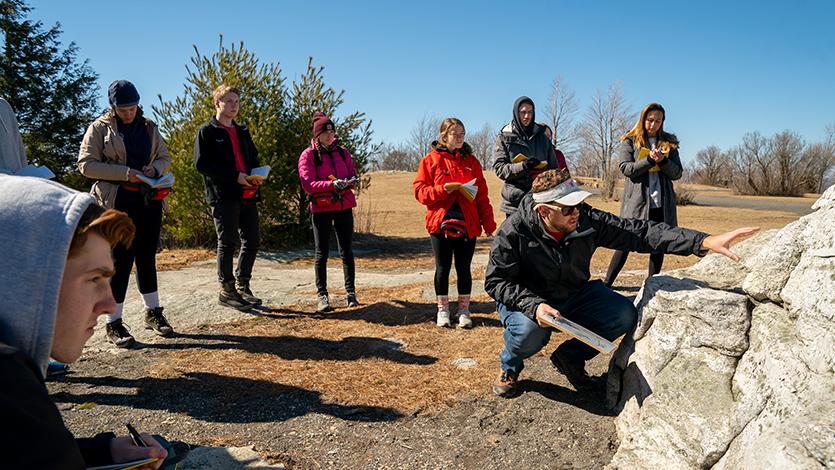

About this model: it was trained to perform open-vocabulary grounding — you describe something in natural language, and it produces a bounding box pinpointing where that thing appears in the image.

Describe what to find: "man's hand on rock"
[701,227,760,262]
[535,303,561,328]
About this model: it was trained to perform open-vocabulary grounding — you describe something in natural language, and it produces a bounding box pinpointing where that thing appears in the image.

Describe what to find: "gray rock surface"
[180,445,285,469]
[606,186,835,470]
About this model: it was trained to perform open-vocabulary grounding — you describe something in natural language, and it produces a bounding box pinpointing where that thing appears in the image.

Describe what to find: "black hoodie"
[512,96,536,137]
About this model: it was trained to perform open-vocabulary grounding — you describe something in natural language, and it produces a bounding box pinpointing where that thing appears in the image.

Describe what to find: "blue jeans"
[498,280,637,374]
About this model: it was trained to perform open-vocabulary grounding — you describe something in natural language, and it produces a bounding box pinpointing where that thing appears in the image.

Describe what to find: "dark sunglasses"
[556,205,579,216]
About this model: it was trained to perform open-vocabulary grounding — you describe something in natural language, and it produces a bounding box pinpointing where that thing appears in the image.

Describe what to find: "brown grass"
[150,284,561,415]
[151,172,805,415]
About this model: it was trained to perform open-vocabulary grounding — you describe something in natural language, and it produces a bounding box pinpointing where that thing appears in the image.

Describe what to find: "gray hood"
[0,98,27,174]
[0,175,95,376]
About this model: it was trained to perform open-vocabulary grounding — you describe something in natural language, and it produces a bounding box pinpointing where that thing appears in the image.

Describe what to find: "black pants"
[111,193,162,303]
[430,234,476,296]
[312,209,355,296]
[212,199,260,284]
[605,207,665,286]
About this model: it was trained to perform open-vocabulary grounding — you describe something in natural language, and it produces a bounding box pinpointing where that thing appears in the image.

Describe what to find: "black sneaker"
[551,349,597,390]
[105,319,135,348]
[346,293,359,308]
[145,307,174,337]
[236,281,262,306]
[219,282,252,312]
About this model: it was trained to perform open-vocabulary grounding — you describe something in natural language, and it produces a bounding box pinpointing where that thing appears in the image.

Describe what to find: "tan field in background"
[354,171,806,276]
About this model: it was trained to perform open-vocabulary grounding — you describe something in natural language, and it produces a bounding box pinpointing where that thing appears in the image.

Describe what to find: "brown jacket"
[77,110,171,208]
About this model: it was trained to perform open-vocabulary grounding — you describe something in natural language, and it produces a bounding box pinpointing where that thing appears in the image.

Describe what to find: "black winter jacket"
[0,342,115,469]
[491,122,558,214]
[194,117,261,204]
[485,194,708,320]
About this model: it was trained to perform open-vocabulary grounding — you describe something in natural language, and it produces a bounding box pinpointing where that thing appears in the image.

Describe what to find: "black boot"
[219,281,252,312]
[105,318,135,348]
[145,306,174,337]
[236,278,262,306]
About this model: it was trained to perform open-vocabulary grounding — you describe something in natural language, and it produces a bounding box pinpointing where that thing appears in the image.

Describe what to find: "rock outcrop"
[606,186,835,469]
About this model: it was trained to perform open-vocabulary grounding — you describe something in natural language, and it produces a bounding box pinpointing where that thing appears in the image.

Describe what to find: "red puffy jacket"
[413,142,496,238]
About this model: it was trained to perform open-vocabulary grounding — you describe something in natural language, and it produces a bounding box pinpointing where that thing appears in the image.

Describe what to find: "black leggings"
[312,209,355,296]
[111,193,162,303]
[605,207,665,286]
[430,234,476,296]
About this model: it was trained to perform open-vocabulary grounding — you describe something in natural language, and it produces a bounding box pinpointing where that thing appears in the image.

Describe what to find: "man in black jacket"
[194,84,264,312]
[486,170,758,397]
[0,176,167,468]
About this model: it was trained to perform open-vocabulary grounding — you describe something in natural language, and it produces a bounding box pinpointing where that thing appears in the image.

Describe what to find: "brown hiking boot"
[492,369,519,398]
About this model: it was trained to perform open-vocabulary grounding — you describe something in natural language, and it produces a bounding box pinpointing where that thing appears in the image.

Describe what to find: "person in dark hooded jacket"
[492,96,560,216]
[0,176,168,469]
[486,170,759,398]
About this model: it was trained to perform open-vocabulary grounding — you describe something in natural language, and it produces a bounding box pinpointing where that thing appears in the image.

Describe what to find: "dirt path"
[48,248,636,469]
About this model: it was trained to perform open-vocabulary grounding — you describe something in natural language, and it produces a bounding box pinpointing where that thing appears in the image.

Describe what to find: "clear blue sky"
[31,0,835,164]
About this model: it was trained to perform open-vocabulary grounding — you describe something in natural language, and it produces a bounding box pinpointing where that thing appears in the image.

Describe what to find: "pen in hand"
[125,422,148,448]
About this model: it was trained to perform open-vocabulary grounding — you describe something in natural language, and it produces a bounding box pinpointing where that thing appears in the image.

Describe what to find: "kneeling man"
[486,170,757,397]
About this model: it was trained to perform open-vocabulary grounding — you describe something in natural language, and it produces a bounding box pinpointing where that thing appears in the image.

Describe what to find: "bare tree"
[770,130,806,195]
[576,83,633,198]
[730,131,770,195]
[467,122,494,169]
[543,75,579,157]
[373,142,420,171]
[408,114,441,159]
[694,145,730,187]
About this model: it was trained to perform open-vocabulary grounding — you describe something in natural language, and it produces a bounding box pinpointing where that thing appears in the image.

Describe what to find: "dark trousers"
[605,207,665,286]
[212,199,260,284]
[430,234,476,296]
[498,280,637,373]
[111,194,162,303]
[312,209,355,296]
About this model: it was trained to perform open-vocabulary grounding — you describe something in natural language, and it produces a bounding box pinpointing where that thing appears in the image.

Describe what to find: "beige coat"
[77,111,171,209]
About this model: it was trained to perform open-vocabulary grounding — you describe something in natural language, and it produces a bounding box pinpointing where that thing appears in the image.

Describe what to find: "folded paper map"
[512,153,547,170]
[539,313,616,354]
[135,172,175,188]
[444,178,479,201]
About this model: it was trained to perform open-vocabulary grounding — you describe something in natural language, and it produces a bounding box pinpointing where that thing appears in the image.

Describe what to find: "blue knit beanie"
[108,80,140,107]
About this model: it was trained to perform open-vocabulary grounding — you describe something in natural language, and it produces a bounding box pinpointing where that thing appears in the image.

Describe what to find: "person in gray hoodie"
[492,96,560,216]
[0,175,167,469]
[0,97,27,174]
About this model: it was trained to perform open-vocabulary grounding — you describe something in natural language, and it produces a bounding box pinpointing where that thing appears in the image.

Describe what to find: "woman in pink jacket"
[298,112,359,312]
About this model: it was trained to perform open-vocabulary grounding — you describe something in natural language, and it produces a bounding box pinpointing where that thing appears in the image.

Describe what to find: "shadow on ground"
[520,379,613,417]
[318,300,501,327]
[140,333,438,365]
[52,372,402,423]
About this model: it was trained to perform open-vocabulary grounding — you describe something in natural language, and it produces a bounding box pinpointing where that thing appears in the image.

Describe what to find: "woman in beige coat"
[77,80,174,348]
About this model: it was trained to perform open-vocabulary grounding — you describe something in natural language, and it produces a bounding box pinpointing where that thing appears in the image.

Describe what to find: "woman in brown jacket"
[77,80,174,347]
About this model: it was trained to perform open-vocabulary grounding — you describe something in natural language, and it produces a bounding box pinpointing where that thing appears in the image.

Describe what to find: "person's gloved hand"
[523,158,542,170]
[333,178,350,191]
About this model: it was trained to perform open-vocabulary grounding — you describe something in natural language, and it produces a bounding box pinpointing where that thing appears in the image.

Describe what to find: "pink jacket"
[298,140,358,213]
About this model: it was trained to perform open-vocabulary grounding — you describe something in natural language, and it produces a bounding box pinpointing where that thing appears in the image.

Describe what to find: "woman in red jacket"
[298,112,359,313]
[414,118,496,328]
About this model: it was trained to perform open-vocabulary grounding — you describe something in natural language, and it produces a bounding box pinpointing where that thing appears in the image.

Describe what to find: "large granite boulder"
[606,187,835,469]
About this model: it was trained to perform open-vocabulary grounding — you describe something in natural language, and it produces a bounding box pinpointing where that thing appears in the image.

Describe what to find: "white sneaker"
[436,308,451,327]
[458,311,473,329]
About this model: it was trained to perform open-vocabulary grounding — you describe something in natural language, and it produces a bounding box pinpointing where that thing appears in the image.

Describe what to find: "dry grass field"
[354,171,805,276]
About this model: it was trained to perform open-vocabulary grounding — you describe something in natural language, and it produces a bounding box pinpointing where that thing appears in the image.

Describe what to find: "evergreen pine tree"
[0,0,99,186]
